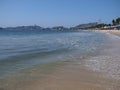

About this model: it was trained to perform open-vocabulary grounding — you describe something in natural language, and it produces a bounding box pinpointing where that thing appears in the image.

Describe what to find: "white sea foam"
[83,33,120,79]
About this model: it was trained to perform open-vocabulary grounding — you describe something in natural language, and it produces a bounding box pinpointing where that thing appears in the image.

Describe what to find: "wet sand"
[3,30,120,90]
[21,63,120,90]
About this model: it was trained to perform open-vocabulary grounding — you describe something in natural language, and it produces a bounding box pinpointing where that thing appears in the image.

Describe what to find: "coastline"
[27,30,120,90]
[1,30,120,90]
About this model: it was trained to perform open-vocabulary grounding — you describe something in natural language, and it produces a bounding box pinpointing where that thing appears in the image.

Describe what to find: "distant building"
[116,25,120,30]
[103,25,120,30]
[52,26,68,30]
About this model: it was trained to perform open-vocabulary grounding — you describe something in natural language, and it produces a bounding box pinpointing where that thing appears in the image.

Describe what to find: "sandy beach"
[0,0,119,89]
[3,30,119,90]
[95,30,120,37]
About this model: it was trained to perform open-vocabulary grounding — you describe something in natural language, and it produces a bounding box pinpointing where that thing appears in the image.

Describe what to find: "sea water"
[0,30,108,88]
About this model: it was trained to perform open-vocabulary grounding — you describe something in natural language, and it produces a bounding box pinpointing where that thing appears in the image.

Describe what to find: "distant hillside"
[71,22,98,29]
[1,22,98,30]
[2,25,69,30]
[4,25,43,30]
[0,27,3,29]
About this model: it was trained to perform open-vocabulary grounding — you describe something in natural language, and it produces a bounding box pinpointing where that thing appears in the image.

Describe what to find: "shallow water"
[0,30,107,79]
[0,30,114,89]
[83,33,120,79]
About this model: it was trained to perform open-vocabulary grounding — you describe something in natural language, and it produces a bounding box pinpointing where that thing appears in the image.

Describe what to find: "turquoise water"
[0,30,107,79]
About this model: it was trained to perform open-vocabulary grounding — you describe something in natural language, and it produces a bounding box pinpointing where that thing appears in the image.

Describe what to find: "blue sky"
[0,0,120,27]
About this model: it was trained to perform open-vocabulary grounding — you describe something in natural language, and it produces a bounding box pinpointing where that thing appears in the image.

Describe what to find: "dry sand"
[94,30,120,37]
[5,30,120,90]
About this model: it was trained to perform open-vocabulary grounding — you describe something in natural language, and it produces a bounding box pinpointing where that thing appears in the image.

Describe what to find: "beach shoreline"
[27,30,120,90]
[1,30,120,90]
[94,30,120,37]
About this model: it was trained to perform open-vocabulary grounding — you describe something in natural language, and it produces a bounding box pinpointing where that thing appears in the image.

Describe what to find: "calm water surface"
[0,30,107,79]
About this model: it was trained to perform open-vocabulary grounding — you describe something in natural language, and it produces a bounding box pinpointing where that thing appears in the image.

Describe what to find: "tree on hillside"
[112,19,116,25]
[112,18,120,25]
[116,18,120,25]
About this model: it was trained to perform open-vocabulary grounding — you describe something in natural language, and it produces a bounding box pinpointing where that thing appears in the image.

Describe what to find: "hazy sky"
[0,0,120,27]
